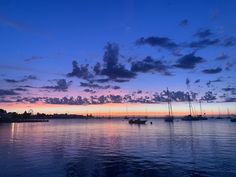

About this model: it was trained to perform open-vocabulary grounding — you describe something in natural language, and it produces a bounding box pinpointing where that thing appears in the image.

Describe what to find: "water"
[0,119,236,177]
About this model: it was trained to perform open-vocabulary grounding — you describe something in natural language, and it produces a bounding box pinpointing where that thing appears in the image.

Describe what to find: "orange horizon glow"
[1,101,236,117]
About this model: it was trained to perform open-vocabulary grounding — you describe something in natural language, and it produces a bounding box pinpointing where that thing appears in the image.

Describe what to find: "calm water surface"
[0,119,236,177]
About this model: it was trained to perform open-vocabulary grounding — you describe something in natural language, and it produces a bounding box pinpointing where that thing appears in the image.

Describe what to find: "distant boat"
[230,118,236,122]
[124,116,129,120]
[129,119,147,124]
[230,114,236,122]
[164,88,174,122]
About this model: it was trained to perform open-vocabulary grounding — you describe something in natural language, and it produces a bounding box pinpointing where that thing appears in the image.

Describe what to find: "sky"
[0,0,236,116]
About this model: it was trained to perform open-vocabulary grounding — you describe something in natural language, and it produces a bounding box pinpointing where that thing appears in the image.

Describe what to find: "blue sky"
[0,0,236,115]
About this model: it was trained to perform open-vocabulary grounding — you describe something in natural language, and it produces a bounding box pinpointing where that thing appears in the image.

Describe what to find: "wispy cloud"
[202,67,222,74]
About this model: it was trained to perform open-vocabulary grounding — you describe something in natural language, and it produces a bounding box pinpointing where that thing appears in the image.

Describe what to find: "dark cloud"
[4,75,38,83]
[189,38,220,48]
[42,79,72,92]
[24,56,44,62]
[113,79,130,83]
[67,61,92,80]
[202,67,222,74]
[201,91,217,102]
[206,78,222,87]
[83,89,96,94]
[10,89,200,105]
[80,82,120,90]
[222,37,236,47]
[174,53,205,69]
[18,85,36,88]
[4,79,21,83]
[93,62,102,75]
[131,56,171,75]
[136,36,178,50]
[216,53,229,60]
[137,90,142,94]
[100,43,136,80]
[113,86,120,90]
[68,43,136,83]
[222,87,236,95]
[0,98,14,103]
[224,97,236,102]
[194,29,213,38]
[0,89,19,96]
[225,61,235,71]
[179,19,188,27]
[13,88,28,92]
[186,78,190,86]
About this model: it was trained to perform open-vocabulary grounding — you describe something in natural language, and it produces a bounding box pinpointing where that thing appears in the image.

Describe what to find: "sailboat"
[164,88,174,122]
[226,108,231,119]
[196,100,207,120]
[124,104,129,119]
[216,107,223,119]
[228,108,236,122]
[181,94,207,121]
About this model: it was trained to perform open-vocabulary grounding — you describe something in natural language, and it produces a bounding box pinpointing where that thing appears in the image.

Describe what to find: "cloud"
[0,15,47,36]
[216,53,229,60]
[0,89,19,96]
[67,61,93,80]
[12,88,28,92]
[222,37,236,47]
[100,43,136,80]
[179,19,188,27]
[194,29,213,38]
[174,53,205,69]
[4,75,38,83]
[83,89,96,94]
[189,38,220,48]
[201,91,217,102]
[113,86,120,90]
[194,79,200,83]
[202,67,222,74]
[225,61,235,71]
[10,89,200,105]
[67,43,136,83]
[42,79,72,92]
[222,87,236,95]
[224,97,236,102]
[80,82,120,90]
[206,78,222,87]
[136,36,178,50]
[93,62,102,75]
[24,56,44,62]
[0,15,30,32]
[131,56,171,75]
[4,79,22,83]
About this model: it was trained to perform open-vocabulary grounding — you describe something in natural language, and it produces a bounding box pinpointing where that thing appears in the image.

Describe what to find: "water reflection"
[0,119,236,177]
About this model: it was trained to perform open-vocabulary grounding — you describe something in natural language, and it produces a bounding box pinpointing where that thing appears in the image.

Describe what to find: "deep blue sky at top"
[0,0,236,104]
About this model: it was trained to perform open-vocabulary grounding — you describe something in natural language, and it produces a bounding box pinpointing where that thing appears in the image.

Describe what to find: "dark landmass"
[0,109,94,123]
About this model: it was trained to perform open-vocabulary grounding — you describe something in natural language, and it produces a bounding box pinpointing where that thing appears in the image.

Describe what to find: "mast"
[167,88,173,118]
[186,78,193,116]
[227,108,230,117]
[187,92,192,116]
[218,107,221,117]
[199,100,202,116]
